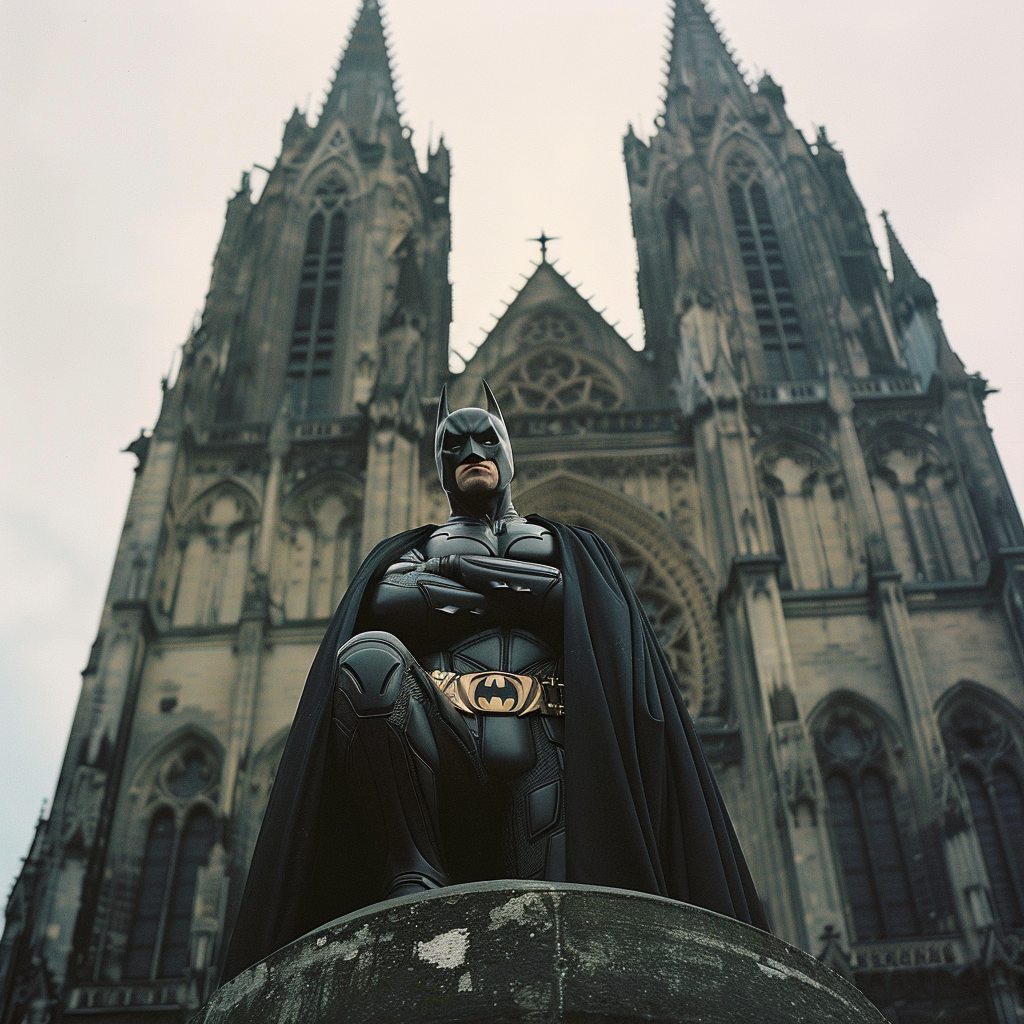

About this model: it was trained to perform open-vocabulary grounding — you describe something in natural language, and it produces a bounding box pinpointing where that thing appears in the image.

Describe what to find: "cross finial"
[528,230,559,263]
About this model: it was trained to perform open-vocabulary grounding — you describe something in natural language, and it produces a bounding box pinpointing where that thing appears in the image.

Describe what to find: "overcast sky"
[1,0,1021,915]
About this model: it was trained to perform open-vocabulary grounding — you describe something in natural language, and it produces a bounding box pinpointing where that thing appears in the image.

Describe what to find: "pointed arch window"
[124,746,219,980]
[942,698,1024,929]
[815,710,933,941]
[288,206,346,418]
[726,157,809,382]
[124,810,174,979]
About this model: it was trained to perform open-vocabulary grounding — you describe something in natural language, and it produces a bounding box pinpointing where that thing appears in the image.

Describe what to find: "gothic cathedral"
[3,1,1023,1021]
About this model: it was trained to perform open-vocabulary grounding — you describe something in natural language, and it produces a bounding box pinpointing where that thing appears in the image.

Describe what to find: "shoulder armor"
[501,521,557,563]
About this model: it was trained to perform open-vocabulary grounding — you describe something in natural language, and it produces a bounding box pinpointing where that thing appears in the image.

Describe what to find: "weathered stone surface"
[197,882,885,1023]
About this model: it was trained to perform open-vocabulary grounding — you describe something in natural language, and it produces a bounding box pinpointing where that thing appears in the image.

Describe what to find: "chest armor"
[421,518,560,678]
[425,517,557,562]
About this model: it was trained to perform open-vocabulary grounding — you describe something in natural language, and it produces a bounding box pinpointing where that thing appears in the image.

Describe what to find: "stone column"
[361,387,423,556]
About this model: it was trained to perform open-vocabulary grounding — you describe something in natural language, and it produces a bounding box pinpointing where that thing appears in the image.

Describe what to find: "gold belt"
[429,670,564,717]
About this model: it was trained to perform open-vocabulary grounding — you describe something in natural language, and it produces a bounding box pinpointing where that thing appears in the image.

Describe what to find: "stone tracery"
[494,349,624,414]
[272,476,362,621]
[170,485,257,628]
[517,475,722,718]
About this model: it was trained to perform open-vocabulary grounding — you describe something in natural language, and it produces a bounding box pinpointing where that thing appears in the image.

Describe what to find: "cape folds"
[223,518,766,980]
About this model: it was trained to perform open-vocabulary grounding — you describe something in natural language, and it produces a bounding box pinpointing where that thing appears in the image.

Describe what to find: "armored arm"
[369,551,487,622]
[368,551,562,625]
[419,554,563,619]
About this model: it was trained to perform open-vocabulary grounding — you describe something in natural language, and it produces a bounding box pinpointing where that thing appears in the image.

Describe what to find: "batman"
[223,384,767,980]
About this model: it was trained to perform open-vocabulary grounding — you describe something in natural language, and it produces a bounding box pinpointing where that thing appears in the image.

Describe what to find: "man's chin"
[457,480,498,497]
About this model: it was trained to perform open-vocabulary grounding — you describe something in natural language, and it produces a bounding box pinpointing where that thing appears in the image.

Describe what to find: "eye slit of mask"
[443,432,465,452]
[476,428,499,446]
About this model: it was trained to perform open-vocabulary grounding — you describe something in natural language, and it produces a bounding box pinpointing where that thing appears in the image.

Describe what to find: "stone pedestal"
[198,882,884,1023]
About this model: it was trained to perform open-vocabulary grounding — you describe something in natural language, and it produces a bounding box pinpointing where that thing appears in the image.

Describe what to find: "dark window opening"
[124,801,217,979]
[825,769,919,940]
[728,180,811,382]
[826,773,883,940]
[287,210,345,418]
[764,493,792,590]
[665,197,691,280]
[157,808,217,978]
[943,701,1024,930]
[963,765,1024,928]
[125,811,174,979]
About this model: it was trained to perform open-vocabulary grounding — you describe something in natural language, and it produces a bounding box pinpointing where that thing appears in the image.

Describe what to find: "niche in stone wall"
[272,475,362,621]
[757,436,862,592]
[170,484,257,628]
[867,428,987,585]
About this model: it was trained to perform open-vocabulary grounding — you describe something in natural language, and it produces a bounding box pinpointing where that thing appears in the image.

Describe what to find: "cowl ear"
[435,383,450,434]
[482,380,505,426]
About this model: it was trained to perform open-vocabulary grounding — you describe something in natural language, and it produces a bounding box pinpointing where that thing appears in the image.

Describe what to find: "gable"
[451,263,664,409]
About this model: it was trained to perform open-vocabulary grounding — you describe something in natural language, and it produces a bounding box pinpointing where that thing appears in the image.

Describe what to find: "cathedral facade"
[3,1,1023,1021]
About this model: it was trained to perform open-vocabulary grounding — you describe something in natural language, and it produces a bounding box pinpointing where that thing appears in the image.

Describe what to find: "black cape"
[223,518,767,980]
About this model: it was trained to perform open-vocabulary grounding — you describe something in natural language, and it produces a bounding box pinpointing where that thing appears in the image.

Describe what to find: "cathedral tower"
[1,3,450,1018]
[625,1,1024,1018]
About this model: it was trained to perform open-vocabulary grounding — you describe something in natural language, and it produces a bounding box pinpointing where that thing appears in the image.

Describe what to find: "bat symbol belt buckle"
[430,670,564,716]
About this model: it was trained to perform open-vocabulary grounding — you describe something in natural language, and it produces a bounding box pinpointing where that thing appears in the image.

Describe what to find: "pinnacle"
[882,211,935,311]
[665,0,751,106]
[319,0,401,136]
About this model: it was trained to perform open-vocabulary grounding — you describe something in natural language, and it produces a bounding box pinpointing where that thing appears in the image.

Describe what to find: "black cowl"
[434,381,516,522]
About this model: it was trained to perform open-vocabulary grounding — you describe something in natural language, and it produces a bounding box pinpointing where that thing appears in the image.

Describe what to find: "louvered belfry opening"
[725,156,810,383]
[287,206,346,419]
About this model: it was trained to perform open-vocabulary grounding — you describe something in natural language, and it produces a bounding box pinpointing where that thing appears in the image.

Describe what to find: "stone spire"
[882,211,936,316]
[665,0,751,123]
[320,0,400,140]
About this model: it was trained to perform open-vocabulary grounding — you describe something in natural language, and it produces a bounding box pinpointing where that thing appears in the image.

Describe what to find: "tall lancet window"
[123,744,219,980]
[942,696,1024,929]
[288,203,346,418]
[726,154,810,382]
[813,705,934,941]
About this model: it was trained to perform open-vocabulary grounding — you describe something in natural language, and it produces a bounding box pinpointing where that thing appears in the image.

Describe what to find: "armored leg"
[331,631,482,899]
[500,716,566,881]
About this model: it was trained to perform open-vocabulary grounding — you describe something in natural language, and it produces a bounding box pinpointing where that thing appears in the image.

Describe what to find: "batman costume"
[223,384,767,981]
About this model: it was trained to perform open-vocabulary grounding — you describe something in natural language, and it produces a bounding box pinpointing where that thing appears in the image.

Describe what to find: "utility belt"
[429,670,564,717]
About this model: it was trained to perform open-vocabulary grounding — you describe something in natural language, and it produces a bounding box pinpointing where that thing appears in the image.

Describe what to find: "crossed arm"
[369,550,563,624]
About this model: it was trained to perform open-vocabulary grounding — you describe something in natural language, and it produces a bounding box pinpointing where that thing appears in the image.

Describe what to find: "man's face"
[454,457,499,494]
